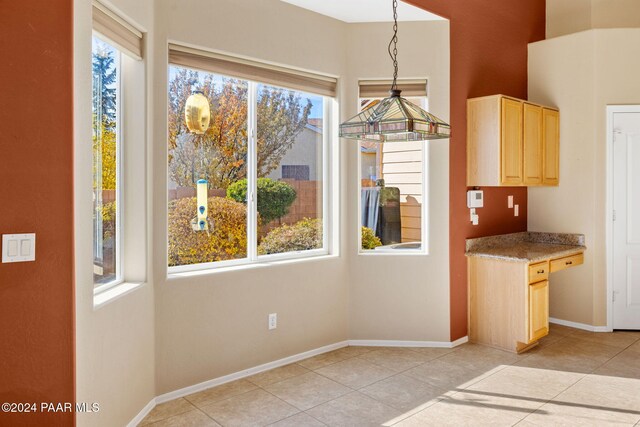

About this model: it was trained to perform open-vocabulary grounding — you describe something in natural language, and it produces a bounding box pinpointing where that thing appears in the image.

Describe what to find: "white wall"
[153,0,350,395]
[345,21,451,342]
[153,0,451,394]
[75,0,452,420]
[528,28,640,327]
[547,0,640,38]
[74,0,156,426]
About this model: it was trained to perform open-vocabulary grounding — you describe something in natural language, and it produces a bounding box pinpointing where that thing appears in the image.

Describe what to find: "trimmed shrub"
[258,218,322,255]
[227,178,296,224]
[361,226,382,250]
[168,197,247,266]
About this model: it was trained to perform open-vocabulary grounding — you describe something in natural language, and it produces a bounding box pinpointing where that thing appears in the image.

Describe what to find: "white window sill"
[93,281,146,310]
[358,250,430,256]
[167,252,338,281]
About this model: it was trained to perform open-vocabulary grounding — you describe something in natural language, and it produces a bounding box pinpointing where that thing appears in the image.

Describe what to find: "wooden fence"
[166,179,320,233]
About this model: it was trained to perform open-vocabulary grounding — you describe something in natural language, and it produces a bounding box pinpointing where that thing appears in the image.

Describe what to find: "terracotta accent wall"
[0,1,75,426]
[407,0,546,340]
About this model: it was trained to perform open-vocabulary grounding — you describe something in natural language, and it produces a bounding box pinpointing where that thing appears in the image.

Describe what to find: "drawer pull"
[537,269,545,274]
[566,261,573,265]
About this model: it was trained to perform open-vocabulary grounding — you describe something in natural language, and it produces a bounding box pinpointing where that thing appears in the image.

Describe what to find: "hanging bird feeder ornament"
[191,179,210,232]
[185,91,211,134]
[184,89,212,232]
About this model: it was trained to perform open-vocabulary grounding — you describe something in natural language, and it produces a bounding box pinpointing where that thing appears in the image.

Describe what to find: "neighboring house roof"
[305,122,322,134]
[308,118,323,129]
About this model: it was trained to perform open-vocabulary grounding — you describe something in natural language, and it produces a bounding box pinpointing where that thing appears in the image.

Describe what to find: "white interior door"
[613,110,640,329]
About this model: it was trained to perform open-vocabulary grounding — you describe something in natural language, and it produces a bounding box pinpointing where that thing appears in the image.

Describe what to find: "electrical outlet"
[508,195,514,208]
[268,313,277,330]
[514,204,519,217]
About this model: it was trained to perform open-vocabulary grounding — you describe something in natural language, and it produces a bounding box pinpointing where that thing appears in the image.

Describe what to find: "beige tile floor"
[140,324,640,426]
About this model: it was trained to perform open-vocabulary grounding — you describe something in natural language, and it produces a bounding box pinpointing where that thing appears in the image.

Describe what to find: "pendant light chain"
[387,0,399,92]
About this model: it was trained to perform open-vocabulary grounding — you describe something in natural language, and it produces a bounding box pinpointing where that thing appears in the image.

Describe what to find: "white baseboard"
[349,336,468,348]
[154,340,349,404]
[550,317,612,333]
[450,336,470,347]
[129,336,468,425]
[126,398,156,427]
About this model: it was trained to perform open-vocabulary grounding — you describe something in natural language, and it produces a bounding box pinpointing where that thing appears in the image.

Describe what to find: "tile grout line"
[316,344,518,420]
[147,327,633,426]
[510,330,638,427]
[195,407,223,426]
[267,410,328,427]
[386,332,579,426]
[148,344,464,424]
[243,348,381,418]
[256,370,355,421]
[187,386,264,413]
[140,398,197,426]
[510,372,589,426]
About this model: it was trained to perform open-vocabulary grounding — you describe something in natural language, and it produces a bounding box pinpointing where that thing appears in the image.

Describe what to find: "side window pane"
[92,36,120,285]
[360,97,425,252]
[167,66,249,267]
[256,84,324,256]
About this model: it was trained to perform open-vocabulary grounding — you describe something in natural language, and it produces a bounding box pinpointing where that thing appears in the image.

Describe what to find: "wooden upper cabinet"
[501,98,524,185]
[523,103,543,185]
[467,94,559,187]
[543,108,560,186]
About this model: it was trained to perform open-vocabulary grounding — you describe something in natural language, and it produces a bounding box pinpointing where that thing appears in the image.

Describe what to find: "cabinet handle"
[537,269,545,274]
[566,261,573,265]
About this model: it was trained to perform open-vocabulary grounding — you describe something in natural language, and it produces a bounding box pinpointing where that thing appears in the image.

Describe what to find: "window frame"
[356,95,430,256]
[92,33,125,292]
[166,69,334,275]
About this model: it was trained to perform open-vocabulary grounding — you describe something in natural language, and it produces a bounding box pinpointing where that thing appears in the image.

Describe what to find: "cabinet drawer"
[550,253,584,273]
[529,261,549,283]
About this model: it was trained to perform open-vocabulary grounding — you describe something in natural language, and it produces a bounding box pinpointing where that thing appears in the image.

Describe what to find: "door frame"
[606,105,640,331]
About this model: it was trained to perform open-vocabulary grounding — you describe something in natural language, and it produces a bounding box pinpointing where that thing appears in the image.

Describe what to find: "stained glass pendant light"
[339,0,451,143]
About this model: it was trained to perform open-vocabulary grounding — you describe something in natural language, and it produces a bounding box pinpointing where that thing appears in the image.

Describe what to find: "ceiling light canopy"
[339,0,450,143]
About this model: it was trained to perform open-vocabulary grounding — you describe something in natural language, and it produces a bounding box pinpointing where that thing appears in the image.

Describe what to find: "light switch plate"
[508,195,514,208]
[2,234,36,263]
[514,205,519,217]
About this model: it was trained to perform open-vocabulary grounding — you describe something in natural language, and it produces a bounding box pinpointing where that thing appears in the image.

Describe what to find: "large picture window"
[358,87,428,254]
[167,62,330,271]
[92,35,121,286]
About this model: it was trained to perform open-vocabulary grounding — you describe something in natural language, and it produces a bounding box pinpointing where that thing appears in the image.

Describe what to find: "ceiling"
[279,0,444,23]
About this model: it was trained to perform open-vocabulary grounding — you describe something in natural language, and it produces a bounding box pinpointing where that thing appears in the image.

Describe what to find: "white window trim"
[166,73,335,276]
[357,95,430,256]
[93,281,146,310]
[90,28,148,307]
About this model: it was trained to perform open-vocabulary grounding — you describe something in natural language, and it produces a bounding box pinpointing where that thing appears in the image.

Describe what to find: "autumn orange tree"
[168,67,312,188]
[92,42,117,190]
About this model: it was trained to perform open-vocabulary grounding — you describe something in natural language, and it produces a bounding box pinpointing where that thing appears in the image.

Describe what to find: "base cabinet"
[468,252,582,353]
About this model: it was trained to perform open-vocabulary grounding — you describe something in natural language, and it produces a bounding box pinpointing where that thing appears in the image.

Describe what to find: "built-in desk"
[465,232,586,353]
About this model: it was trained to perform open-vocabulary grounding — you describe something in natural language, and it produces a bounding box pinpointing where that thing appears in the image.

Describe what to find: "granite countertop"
[465,232,586,262]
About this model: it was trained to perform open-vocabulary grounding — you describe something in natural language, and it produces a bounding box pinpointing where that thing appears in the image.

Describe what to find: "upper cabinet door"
[467,95,559,187]
[501,98,524,185]
[523,103,543,185]
[543,108,560,186]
